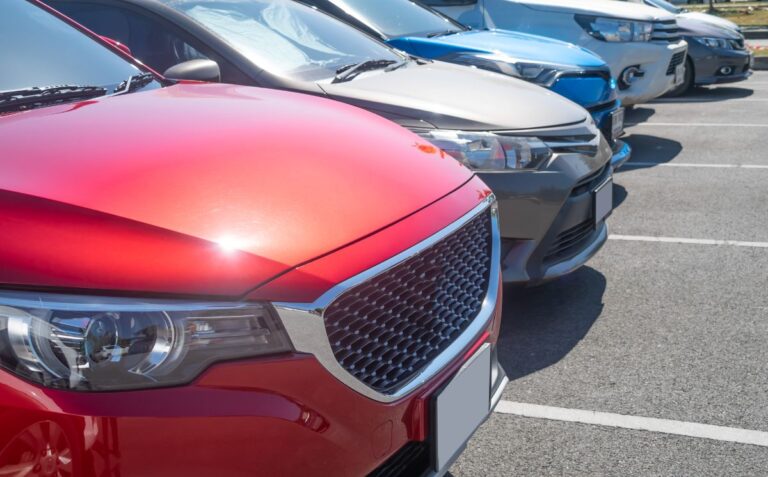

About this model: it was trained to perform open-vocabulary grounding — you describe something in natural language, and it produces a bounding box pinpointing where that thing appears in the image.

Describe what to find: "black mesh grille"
[666,52,686,75]
[324,210,492,394]
[368,442,430,477]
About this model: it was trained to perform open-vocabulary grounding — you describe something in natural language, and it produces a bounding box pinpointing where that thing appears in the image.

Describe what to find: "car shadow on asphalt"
[651,85,754,104]
[624,106,656,126]
[497,266,606,382]
[616,134,683,173]
[612,182,628,210]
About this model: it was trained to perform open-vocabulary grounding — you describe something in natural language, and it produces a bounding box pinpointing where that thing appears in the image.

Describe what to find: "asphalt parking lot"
[451,71,768,476]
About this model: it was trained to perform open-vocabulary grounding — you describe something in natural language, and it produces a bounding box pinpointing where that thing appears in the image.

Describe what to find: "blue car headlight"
[440,52,562,86]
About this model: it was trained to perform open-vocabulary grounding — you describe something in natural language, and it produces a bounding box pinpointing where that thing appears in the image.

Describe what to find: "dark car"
[45,0,614,285]
[631,0,752,95]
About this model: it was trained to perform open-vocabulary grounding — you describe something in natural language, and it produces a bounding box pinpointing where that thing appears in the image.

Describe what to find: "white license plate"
[594,177,613,226]
[433,344,491,472]
[674,63,685,86]
[611,108,625,141]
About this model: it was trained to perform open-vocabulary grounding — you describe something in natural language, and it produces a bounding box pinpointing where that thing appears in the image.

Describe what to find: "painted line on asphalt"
[494,401,768,448]
[622,162,768,169]
[627,122,768,127]
[608,234,768,248]
[651,98,768,104]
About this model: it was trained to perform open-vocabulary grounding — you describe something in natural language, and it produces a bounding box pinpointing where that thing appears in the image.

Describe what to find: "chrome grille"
[323,209,492,394]
[652,20,680,43]
[666,51,686,75]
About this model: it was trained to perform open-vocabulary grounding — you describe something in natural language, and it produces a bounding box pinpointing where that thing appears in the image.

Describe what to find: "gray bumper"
[689,41,753,86]
[477,139,613,285]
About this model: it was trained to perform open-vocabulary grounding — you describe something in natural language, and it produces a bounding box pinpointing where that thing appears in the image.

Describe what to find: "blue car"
[299,0,631,168]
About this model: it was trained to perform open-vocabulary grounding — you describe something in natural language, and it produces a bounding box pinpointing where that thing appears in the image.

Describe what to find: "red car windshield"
[0,1,160,95]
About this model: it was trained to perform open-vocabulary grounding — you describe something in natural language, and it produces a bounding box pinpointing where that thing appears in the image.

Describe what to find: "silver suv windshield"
[165,0,404,81]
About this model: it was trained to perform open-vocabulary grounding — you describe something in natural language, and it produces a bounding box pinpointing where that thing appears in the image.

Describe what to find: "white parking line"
[627,122,768,128]
[652,98,768,104]
[650,98,768,104]
[494,401,768,448]
[621,162,768,169]
[608,234,768,248]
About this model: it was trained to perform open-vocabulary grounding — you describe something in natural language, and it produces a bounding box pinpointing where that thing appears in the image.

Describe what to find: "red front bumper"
[0,177,505,476]
[0,307,503,477]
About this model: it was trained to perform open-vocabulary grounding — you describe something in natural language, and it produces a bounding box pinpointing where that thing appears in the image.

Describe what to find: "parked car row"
[0,0,752,476]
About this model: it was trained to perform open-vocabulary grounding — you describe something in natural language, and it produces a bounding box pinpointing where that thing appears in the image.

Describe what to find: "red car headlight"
[0,292,292,391]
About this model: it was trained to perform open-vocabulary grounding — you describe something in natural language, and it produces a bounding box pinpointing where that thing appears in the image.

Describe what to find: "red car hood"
[0,83,473,297]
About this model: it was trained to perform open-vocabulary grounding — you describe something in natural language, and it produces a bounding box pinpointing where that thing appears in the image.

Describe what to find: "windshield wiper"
[113,72,156,95]
[0,85,107,114]
[332,59,399,83]
[426,30,461,38]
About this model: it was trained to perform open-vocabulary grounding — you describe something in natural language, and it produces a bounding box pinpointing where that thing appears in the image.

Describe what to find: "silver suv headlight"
[576,15,653,42]
[415,130,553,170]
[0,291,292,391]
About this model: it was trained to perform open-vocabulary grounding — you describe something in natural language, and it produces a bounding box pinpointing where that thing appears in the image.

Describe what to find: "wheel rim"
[0,421,73,477]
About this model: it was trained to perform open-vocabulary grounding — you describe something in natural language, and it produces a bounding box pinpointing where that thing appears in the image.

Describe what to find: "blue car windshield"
[325,0,464,38]
[164,0,403,81]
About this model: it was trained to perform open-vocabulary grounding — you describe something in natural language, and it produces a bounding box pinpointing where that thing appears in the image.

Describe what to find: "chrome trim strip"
[274,195,500,403]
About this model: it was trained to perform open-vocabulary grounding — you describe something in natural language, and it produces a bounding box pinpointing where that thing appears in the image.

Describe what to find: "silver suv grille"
[652,20,681,43]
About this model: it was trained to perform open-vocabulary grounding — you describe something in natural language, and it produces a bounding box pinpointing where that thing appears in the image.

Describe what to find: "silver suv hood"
[320,60,589,131]
[520,0,676,21]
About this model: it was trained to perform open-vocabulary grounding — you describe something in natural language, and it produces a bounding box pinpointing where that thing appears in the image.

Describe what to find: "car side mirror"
[100,35,132,56]
[163,59,221,83]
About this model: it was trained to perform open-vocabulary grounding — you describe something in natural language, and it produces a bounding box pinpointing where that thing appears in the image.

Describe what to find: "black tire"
[664,57,694,98]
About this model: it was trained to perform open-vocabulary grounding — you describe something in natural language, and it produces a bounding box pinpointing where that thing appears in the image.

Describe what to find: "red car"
[0,1,506,476]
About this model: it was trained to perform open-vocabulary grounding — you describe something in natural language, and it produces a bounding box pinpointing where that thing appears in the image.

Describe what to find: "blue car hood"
[391,29,606,69]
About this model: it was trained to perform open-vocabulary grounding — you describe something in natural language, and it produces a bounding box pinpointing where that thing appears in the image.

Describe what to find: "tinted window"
[323,0,463,38]
[0,1,159,93]
[163,0,402,81]
[49,1,209,73]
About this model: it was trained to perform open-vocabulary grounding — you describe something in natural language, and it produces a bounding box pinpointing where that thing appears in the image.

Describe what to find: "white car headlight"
[415,130,553,170]
[576,15,653,42]
[0,291,292,391]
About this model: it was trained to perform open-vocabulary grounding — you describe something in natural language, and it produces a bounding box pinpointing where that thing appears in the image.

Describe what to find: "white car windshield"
[165,0,403,80]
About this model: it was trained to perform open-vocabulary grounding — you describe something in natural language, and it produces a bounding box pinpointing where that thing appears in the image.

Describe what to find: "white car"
[424,0,689,105]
